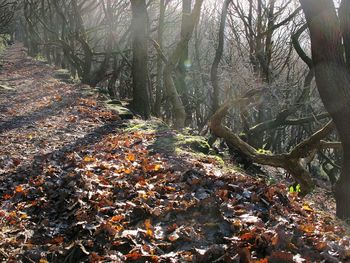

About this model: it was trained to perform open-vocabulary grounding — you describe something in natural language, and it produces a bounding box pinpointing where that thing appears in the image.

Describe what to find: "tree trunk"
[130,0,151,119]
[176,0,192,125]
[154,0,166,117]
[300,0,350,219]
[163,0,203,129]
[340,0,350,70]
[210,0,231,114]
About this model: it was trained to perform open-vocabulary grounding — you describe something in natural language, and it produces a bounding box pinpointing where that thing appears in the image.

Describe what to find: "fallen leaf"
[145,219,154,238]
[241,232,255,241]
[83,155,95,162]
[302,203,314,212]
[126,252,142,260]
[126,153,136,162]
[15,185,24,193]
[268,251,294,263]
[110,215,125,222]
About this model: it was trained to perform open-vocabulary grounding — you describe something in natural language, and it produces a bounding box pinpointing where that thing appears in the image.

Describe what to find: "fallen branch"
[210,98,335,193]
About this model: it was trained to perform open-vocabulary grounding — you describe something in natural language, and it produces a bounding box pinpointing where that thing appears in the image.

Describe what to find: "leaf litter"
[0,44,349,262]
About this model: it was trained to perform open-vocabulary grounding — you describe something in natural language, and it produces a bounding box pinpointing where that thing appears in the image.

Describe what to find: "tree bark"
[154,0,166,117]
[210,0,231,114]
[340,0,350,69]
[163,0,203,129]
[130,0,151,119]
[300,0,350,219]
[176,0,192,125]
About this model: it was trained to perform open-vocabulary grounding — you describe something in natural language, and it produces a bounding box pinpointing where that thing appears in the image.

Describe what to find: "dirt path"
[0,44,122,261]
[0,44,120,176]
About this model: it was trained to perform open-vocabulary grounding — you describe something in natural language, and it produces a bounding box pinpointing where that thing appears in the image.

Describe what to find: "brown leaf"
[50,236,64,245]
[239,247,251,263]
[126,252,143,260]
[268,251,294,263]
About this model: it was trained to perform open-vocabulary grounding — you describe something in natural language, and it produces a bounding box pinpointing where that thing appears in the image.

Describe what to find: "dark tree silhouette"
[300,0,350,219]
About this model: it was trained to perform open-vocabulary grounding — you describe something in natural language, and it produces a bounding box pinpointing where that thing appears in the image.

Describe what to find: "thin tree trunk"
[163,0,203,129]
[210,0,231,114]
[154,0,166,117]
[176,0,192,125]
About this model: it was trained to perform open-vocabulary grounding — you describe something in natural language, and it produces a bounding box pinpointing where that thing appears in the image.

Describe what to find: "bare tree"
[0,0,17,35]
[163,0,203,129]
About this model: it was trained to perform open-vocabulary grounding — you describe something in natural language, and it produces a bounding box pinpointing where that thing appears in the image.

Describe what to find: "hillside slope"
[0,44,349,262]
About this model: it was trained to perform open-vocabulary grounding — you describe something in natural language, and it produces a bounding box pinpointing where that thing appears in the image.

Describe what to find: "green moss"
[105,102,134,120]
[34,54,47,62]
[54,69,72,81]
[154,136,178,153]
[256,148,272,155]
[124,119,169,133]
[176,134,210,154]
[121,119,229,168]
[0,34,9,53]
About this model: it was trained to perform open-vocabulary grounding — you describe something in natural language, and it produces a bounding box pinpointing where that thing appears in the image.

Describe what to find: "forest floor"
[0,44,350,263]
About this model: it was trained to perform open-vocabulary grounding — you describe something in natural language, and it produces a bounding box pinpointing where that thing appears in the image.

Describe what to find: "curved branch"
[210,100,335,193]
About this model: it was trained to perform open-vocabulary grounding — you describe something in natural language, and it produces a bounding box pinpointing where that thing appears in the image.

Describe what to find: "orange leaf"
[124,139,131,147]
[15,185,24,193]
[54,95,62,101]
[124,168,132,174]
[241,232,255,241]
[300,224,315,233]
[145,219,153,237]
[145,164,162,172]
[110,215,125,223]
[3,194,12,200]
[254,258,268,263]
[83,155,95,162]
[126,153,136,162]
